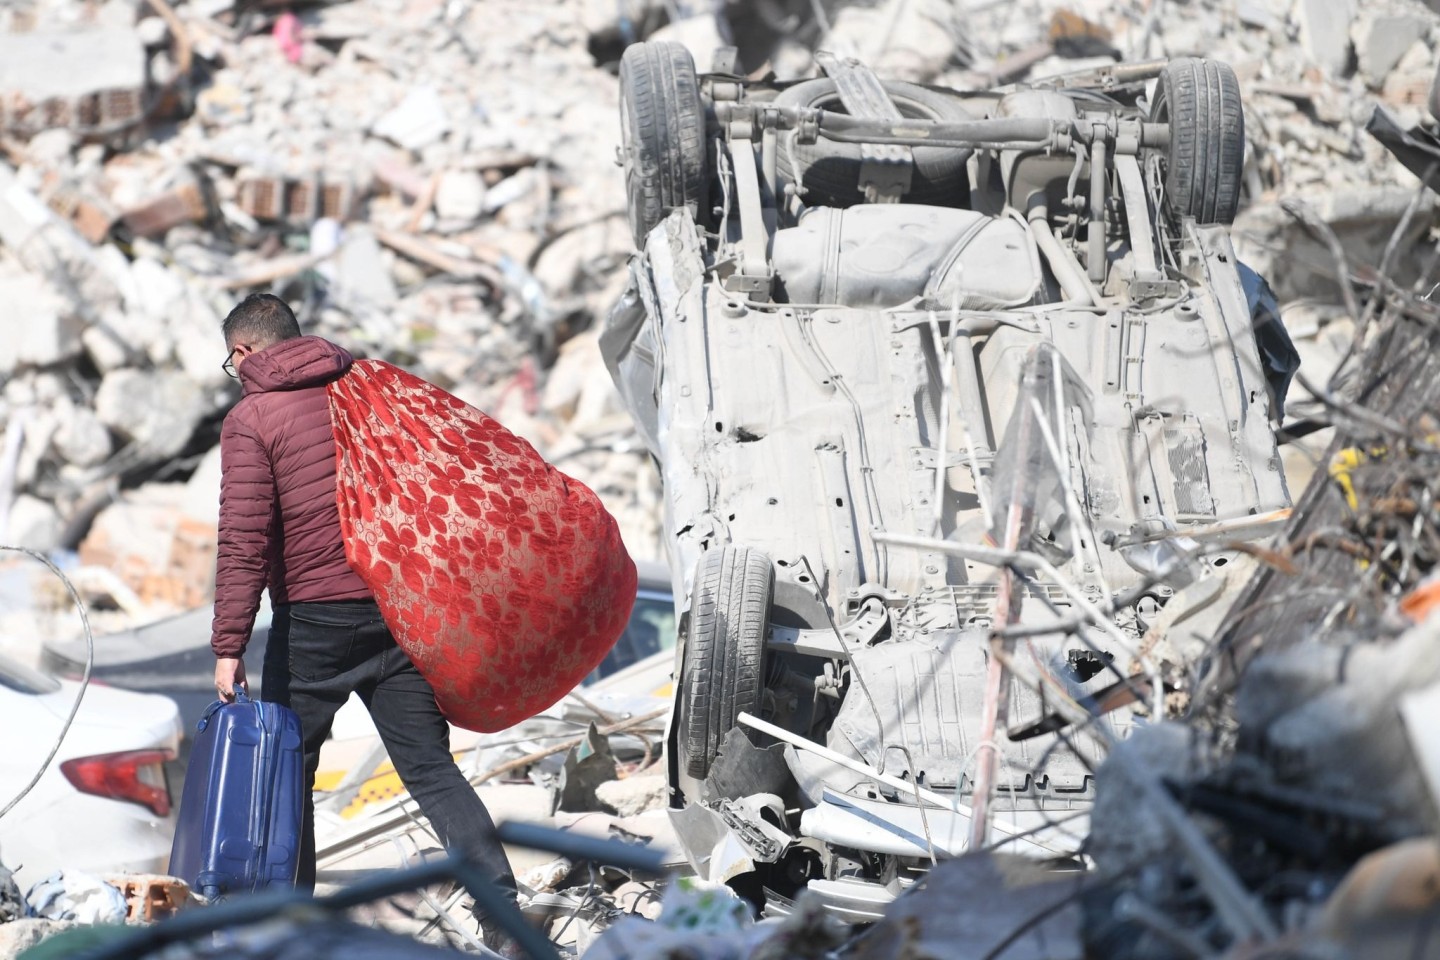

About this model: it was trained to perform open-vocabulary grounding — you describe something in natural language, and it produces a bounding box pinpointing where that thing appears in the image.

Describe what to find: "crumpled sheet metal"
[669,795,791,883]
[1366,106,1440,192]
[849,854,1084,960]
[800,787,968,858]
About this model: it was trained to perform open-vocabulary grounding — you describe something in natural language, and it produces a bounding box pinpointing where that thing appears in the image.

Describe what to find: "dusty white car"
[0,651,183,890]
[604,42,1298,918]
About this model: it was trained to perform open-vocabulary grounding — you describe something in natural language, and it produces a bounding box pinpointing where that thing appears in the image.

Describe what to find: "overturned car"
[602,43,1297,920]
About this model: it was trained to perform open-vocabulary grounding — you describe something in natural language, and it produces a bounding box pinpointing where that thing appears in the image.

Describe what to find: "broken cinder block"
[102,875,192,923]
[0,29,148,138]
[238,173,359,224]
[43,179,120,244]
[121,177,210,239]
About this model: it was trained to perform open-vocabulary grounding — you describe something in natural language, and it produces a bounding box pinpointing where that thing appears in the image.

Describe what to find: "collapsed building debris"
[1071,262,1440,957]
[0,0,667,665]
[2,0,1430,652]
[0,0,1428,630]
[7,0,1440,957]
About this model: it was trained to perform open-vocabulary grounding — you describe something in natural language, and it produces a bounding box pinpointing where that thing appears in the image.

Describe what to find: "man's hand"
[215,657,247,702]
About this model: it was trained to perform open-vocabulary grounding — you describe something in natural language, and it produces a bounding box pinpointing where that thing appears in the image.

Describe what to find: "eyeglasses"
[222,345,248,379]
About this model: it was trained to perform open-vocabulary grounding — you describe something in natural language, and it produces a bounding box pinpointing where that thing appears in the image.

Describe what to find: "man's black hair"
[222,293,302,350]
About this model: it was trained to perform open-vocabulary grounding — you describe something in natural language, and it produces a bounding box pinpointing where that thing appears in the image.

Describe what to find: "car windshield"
[0,649,62,695]
[591,590,676,681]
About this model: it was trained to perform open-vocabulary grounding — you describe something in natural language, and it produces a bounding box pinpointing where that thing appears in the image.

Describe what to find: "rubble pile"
[1063,280,1440,958]
[7,0,1440,956]
[0,0,660,650]
[311,690,679,954]
[1,0,1436,639]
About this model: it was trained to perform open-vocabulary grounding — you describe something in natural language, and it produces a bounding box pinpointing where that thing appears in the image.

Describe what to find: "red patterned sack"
[326,359,637,732]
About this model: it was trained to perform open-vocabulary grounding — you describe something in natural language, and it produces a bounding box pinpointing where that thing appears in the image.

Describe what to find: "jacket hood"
[239,336,353,395]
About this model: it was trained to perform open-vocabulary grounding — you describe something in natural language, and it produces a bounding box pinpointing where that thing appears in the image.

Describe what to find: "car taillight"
[60,749,174,817]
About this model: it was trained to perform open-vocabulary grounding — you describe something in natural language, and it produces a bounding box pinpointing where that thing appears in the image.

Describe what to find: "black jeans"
[262,599,516,897]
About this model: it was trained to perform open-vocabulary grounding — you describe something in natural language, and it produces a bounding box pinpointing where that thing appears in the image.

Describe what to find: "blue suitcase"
[168,691,305,900]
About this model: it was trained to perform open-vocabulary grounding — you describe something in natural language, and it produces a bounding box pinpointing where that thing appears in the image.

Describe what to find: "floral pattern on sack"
[327,359,637,732]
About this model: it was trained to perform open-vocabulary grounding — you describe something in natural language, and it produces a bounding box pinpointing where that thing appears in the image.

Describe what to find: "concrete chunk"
[5,494,62,552]
[1237,0,1287,31]
[330,227,398,312]
[0,164,119,316]
[0,274,81,374]
[595,775,667,817]
[53,404,114,468]
[94,368,203,461]
[1353,11,1432,87]
[78,485,218,609]
[1089,723,1210,874]
[0,29,146,135]
[373,86,450,151]
[1296,0,1357,77]
[81,314,133,372]
[434,169,486,221]
[0,29,144,101]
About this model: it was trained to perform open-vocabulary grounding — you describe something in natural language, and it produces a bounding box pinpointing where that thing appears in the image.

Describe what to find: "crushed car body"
[602,42,1296,919]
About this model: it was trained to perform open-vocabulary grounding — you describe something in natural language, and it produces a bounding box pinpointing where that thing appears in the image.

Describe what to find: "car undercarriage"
[602,43,1298,920]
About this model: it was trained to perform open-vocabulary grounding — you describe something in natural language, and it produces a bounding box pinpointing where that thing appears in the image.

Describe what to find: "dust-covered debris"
[0,0,1429,644]
[7,0,1440,957]
[0,0,666,663]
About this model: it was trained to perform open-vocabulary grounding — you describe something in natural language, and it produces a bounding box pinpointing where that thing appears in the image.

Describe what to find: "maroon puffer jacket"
[210,336,371,658]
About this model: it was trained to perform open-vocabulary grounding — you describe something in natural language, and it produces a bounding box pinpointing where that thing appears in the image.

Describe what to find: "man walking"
[210,293,522,954]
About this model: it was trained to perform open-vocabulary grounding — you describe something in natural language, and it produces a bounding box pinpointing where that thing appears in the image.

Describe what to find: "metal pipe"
[808,112,1171,150]
[722,99,1170,150]
[820,133,1054,152]
[1026,202,1094,306]
[817,112,1057,142]
[1055,231,1102,304]
[496,821,668,876]
[739,712,959,810]
[1088,128,1107,284]
[1110,507,1293,546]
[81,855,562,960]
[1037,58,1168,89]
[970,476,1026,849]
[734,712,1065,855]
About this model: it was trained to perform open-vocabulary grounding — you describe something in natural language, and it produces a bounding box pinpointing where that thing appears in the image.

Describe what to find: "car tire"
[677,546,772,781]
[619,41,709,249]
[774,78,974,208]
[1150,57,1244,226]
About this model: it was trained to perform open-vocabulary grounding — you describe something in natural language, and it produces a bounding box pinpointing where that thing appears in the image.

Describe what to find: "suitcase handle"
[197,686,251,733]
